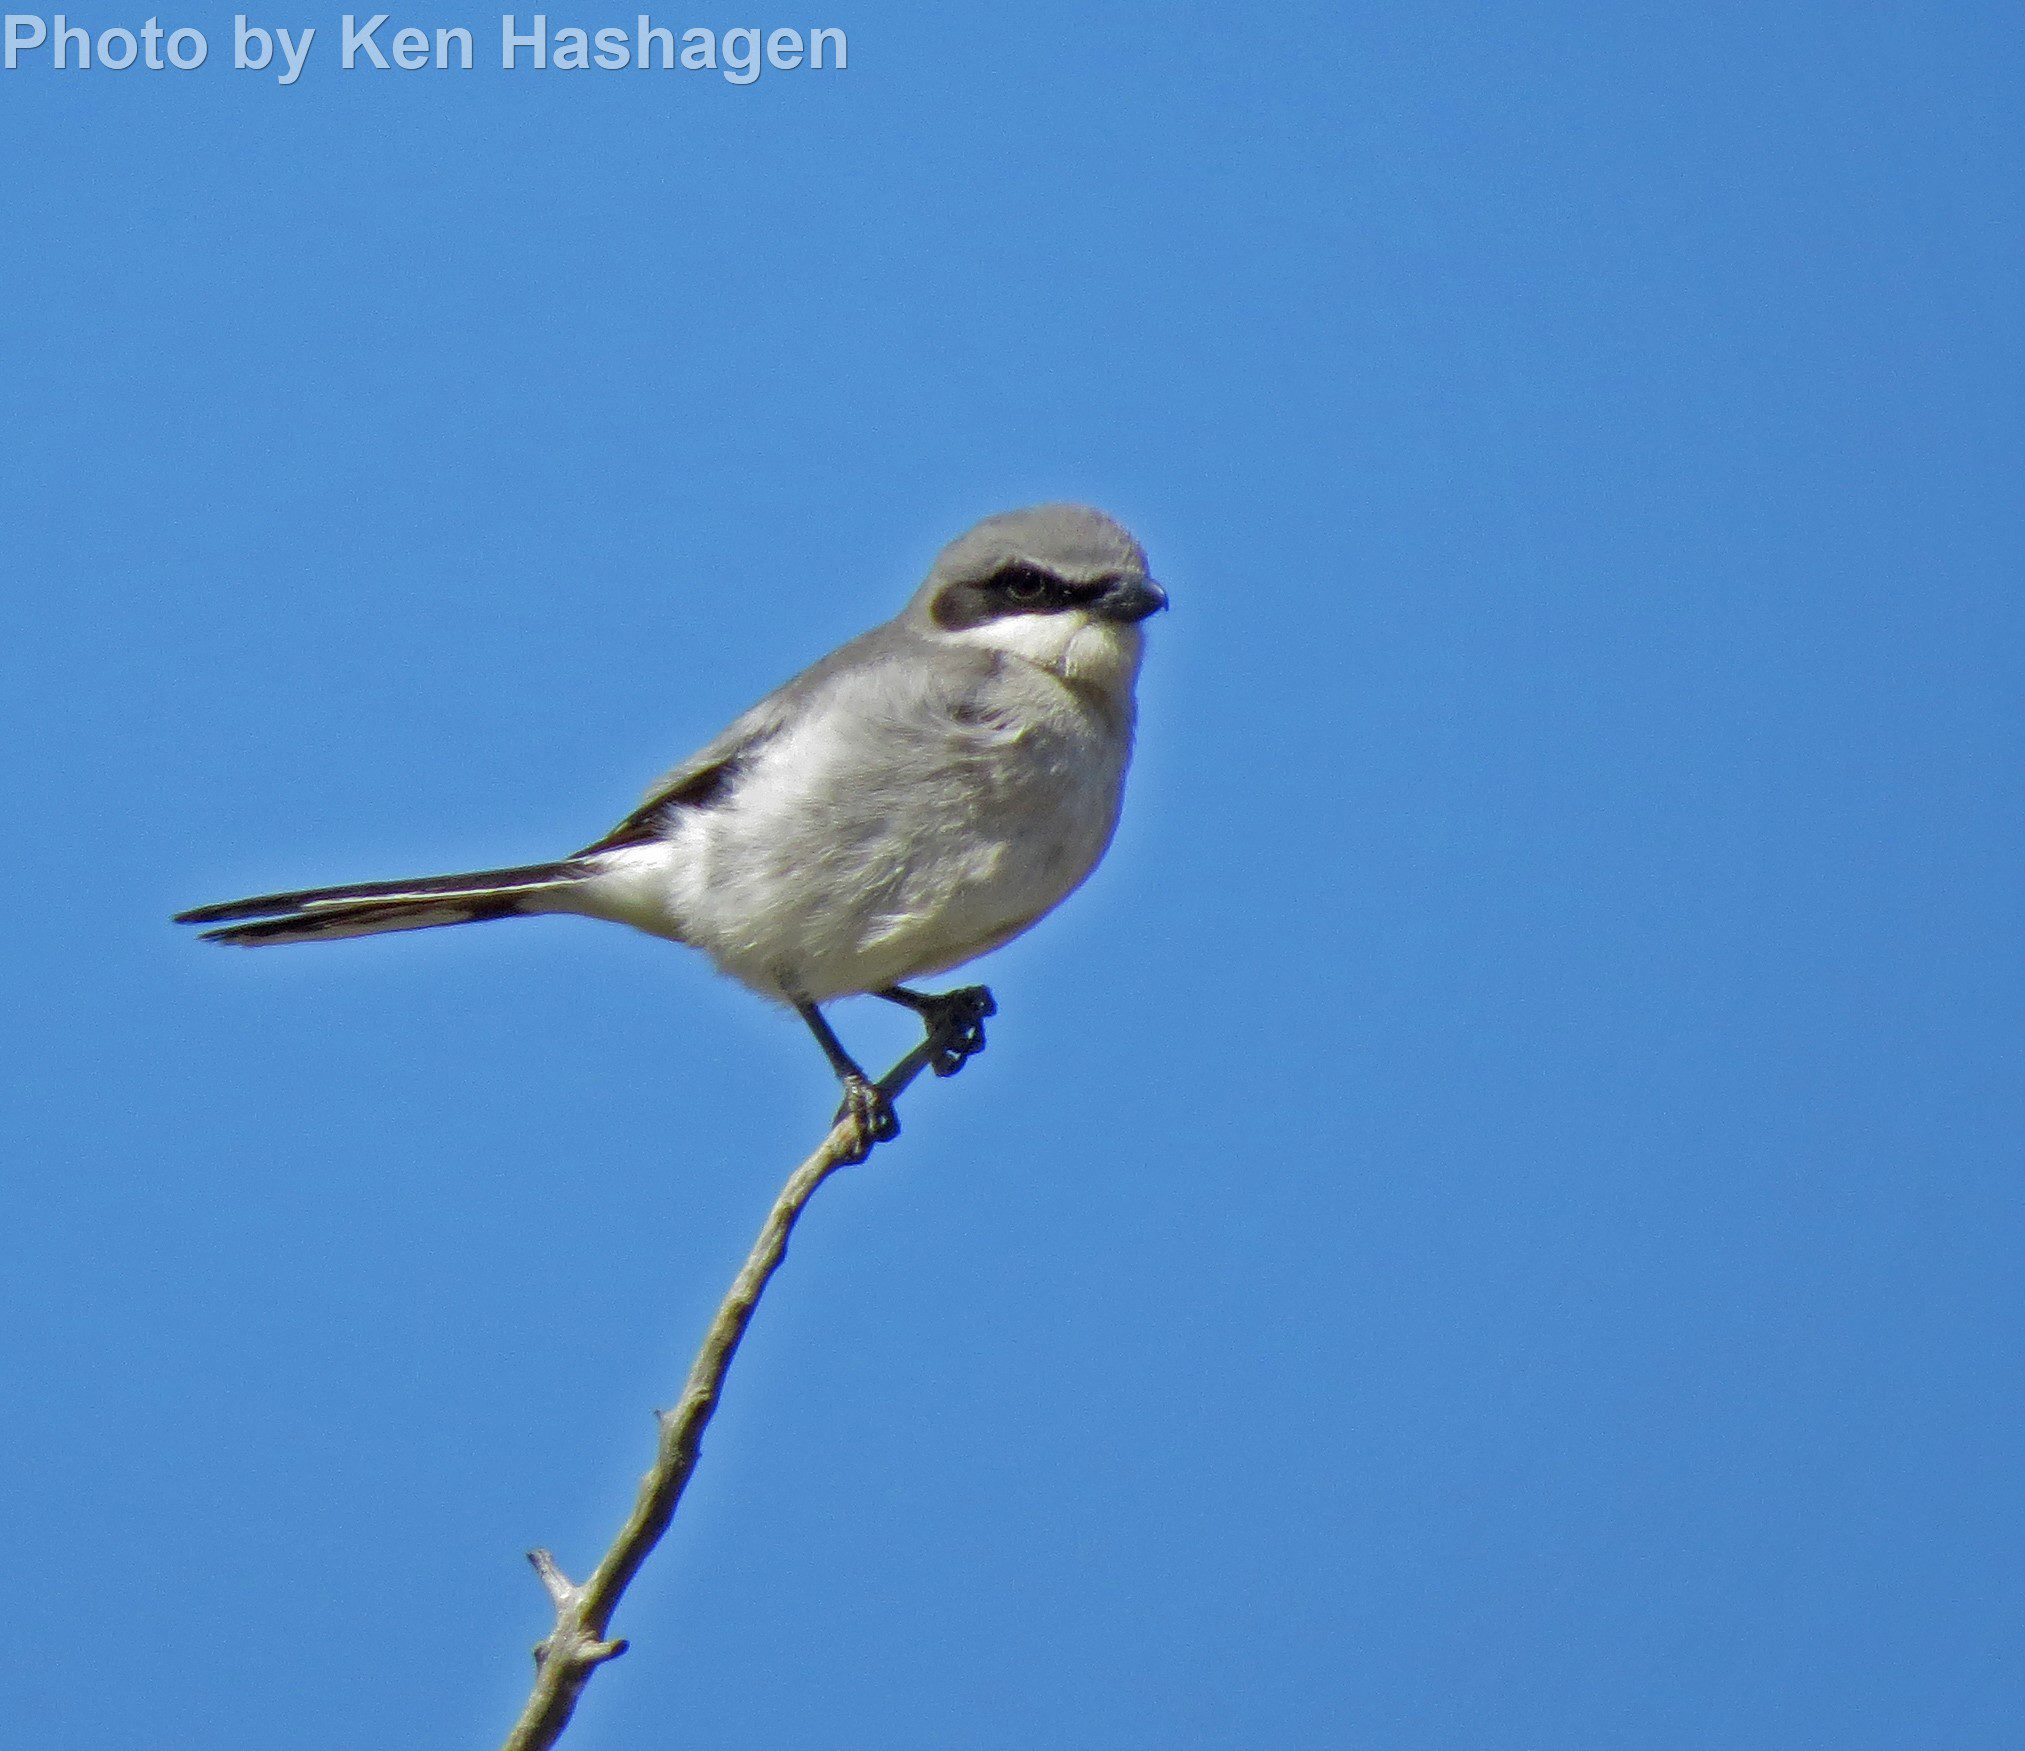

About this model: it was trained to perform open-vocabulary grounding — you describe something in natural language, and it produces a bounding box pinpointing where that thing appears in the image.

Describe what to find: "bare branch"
[499,1039,942,1751]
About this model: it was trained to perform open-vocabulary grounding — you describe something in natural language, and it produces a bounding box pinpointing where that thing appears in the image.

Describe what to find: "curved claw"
[925,985,996,1078]
[833,1074,900,1162]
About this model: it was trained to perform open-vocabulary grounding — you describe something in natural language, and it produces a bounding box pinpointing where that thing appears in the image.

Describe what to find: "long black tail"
[174,860,587,946]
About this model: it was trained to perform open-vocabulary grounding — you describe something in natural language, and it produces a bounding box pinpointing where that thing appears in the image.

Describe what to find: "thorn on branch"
[527,1548,581,1610]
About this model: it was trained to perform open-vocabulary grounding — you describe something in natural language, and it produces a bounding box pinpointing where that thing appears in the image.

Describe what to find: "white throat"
[946,609,1145,704]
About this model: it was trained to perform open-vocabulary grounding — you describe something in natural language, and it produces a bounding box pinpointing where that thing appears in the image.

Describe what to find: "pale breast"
[673,649,1134,1002]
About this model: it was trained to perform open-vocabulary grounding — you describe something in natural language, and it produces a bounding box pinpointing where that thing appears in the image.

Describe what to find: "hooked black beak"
[1099,577,1169,623]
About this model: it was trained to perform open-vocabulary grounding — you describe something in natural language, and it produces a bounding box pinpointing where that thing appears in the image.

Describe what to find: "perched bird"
[177,504,1166,1153]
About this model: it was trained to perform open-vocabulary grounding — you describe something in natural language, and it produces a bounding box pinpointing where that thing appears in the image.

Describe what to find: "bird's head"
[908,504,1166,699]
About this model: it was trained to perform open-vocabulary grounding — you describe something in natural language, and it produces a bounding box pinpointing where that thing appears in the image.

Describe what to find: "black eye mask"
[931,564,1115,629]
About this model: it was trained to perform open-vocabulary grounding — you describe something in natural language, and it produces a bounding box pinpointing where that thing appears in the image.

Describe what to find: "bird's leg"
[794,1000,899,1161]
[877,983,997,1079]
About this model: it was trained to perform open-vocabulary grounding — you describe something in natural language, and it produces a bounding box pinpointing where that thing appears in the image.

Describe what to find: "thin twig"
[499,1040,941,1751]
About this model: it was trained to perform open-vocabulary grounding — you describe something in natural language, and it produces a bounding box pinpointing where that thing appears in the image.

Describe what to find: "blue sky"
[2,3,2020,1746]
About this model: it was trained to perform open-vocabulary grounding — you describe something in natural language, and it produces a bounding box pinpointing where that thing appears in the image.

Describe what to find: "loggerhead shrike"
[177,504,1166,1154]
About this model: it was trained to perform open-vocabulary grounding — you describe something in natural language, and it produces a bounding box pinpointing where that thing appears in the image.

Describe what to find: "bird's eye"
[996,567,1053,605]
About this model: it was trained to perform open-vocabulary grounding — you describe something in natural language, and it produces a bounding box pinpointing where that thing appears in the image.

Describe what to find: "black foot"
[918,985,997,1078]
[833,1074,900,1163]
